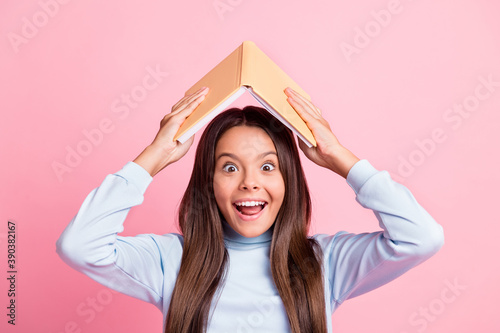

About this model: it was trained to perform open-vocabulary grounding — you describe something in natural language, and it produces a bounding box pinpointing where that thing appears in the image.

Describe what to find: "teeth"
[235,201,266,207]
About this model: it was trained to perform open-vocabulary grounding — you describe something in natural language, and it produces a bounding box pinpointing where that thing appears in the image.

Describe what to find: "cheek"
[268,177,286,203]
[212,181,223,206]
[213,177,232,206]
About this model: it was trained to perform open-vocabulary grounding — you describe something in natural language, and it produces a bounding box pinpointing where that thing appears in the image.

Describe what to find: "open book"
[174,41,316,147]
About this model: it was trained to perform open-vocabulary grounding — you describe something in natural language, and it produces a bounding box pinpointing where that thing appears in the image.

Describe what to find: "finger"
[172,87,208,112]
[287,95,319,126]
[290,89,322,116]
[171,94,193,112]
[285,88,322,116]
[170,90,207,121]
[289,96,322,119]
[161,89,208,128]
[292,92,322,117]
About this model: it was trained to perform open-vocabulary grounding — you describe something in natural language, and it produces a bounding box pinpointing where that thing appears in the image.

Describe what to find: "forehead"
[215,126,276,155]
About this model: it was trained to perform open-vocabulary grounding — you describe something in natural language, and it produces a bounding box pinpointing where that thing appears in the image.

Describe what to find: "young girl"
[56,86,444,333]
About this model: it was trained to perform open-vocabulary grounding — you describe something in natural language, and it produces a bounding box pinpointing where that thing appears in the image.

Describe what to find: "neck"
[222,219,273,246]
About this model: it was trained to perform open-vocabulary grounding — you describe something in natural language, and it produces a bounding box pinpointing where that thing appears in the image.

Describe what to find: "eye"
[261,162,276,172]
[222,163,238,173]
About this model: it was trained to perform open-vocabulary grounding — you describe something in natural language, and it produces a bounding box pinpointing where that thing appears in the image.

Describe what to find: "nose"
[239,170,260,190]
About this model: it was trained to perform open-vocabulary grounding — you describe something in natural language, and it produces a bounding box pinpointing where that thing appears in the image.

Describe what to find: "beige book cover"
[174,41,316,147]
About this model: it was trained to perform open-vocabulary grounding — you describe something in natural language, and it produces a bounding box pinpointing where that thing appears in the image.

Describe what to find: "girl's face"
[213,125,285,238]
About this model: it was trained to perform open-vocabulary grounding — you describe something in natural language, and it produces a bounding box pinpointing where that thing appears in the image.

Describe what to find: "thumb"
[166,134,195,166]
[297,136,310,155]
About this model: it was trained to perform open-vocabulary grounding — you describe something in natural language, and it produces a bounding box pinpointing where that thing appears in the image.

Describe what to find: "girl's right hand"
[133,87,209,177]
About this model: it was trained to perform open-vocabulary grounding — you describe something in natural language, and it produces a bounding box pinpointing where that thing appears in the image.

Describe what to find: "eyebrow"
[216,151,277,162]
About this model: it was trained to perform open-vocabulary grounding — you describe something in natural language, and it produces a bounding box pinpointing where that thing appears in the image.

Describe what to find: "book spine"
[237,42,243,87]
[240,41,254,87]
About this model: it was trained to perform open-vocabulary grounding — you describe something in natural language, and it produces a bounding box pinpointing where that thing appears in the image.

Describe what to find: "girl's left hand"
[285,87,360,178]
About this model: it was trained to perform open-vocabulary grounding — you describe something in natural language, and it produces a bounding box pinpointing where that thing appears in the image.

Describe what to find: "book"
[174,41,317,147]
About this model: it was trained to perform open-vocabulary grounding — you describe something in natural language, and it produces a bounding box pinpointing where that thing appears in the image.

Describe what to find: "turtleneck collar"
[222,218,273,246]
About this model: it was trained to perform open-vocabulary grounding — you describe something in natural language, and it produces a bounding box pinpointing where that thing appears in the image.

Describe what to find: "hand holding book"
[285,87,360,179]
[133,87,209,177]
[133,41,359,178]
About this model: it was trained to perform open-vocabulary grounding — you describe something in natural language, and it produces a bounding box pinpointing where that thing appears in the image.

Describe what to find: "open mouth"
[233,202,268,216]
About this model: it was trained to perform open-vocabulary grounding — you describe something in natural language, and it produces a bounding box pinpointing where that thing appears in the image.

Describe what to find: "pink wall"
[1,0,499,332]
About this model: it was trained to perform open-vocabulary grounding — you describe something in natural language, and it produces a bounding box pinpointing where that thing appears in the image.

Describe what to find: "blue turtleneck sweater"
[56,159,444,332]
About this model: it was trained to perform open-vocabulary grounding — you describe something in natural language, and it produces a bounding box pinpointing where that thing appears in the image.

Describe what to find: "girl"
[56,86,444,333]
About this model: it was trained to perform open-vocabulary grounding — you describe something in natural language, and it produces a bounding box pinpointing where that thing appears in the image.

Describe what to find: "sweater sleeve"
[55,161,183,311]
[313,159,445,312]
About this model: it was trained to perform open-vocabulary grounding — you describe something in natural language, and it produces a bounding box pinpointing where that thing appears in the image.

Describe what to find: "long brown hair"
[165,106,327,333]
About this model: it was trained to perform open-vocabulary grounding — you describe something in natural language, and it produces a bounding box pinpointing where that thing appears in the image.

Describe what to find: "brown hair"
[165,106,327,333]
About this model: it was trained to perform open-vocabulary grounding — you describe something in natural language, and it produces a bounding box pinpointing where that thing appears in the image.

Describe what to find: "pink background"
[1,0,499,332]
